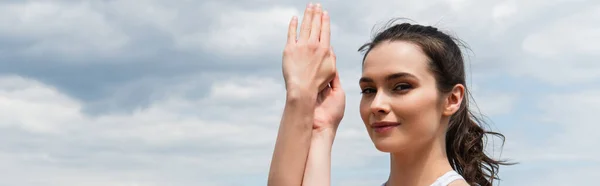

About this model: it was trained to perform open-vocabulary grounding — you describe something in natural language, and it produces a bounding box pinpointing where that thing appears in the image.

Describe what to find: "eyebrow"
[359,72,418,83]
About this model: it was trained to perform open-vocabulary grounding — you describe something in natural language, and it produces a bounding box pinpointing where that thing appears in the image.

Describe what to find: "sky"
[0,0,598,185]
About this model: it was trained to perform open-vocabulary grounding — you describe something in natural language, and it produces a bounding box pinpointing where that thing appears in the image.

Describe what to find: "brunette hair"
[358,19,515,186]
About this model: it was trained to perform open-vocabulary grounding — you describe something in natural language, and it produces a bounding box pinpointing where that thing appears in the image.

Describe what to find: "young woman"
[268,3,512,186]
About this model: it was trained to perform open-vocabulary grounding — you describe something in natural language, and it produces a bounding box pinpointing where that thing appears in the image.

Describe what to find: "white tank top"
[380,170,465,186]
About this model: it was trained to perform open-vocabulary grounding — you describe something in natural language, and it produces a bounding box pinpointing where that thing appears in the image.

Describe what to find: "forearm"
[268,91,316,186]
[302,130,336,186]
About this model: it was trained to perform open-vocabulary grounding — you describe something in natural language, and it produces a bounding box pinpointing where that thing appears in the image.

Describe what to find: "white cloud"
[0,73,382,185]
[103,0,180,32]
[0,74,280,185]
[1,0,599,185]
[0,150,221,186]
[190,6,300,56]
[522,5,600,58]
[0,1,298,62]
[493,89,600,185]
[470,90,516,117]
[208,76,285,102]
[515,4,600,84]
[536,90,600,160]
[492,1,517,21]
[520,166,598,186]
[0,75,84,133]
[0,1,130,60]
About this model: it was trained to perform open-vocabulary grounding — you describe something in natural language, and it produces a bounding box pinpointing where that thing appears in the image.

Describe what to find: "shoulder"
[447,179,470,186]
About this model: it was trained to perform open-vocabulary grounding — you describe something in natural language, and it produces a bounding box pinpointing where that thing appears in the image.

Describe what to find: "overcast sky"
[0,0,599,185]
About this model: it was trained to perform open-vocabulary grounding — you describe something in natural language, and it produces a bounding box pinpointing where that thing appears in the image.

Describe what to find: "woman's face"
[359,41,447,153]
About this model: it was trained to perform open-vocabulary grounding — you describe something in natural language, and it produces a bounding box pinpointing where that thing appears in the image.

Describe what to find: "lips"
[371,121,401,128]
[371,121,401,133]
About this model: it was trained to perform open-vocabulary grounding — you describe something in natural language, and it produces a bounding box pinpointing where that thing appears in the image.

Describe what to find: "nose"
[370,91,391,115]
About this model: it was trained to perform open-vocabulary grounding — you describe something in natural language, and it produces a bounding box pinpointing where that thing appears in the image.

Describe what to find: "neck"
[385,136,454,186]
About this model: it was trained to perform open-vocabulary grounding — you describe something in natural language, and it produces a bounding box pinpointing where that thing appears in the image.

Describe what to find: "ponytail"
[446,91,514,186]
[359,20,515,185]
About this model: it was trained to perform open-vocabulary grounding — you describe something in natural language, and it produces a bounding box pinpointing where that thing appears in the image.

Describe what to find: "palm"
[313,71,345,132]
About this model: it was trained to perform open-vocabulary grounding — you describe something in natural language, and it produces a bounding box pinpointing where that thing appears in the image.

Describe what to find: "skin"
[302,4,346,186]
[359,41,469,186]
[267,2,344,186]
[270,2,472,186]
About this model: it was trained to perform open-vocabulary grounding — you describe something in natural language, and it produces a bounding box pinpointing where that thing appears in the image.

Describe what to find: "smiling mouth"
[371,122,401,133]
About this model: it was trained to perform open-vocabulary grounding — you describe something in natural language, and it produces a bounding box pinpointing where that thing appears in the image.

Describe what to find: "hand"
[282,3,335,96]
[313,67,346,134]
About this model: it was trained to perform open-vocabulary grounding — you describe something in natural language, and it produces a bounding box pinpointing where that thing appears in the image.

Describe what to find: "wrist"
[313,128,337,142]
[286,86,317,103]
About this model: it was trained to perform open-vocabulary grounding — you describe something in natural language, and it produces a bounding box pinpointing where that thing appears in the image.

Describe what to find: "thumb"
[330,71,342,91]
[317,85,332,103]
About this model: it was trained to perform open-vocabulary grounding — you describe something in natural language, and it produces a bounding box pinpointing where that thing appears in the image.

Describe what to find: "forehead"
[362,41,431,79]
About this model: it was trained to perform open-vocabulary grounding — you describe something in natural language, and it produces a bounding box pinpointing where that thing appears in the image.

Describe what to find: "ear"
[442,84,465,116]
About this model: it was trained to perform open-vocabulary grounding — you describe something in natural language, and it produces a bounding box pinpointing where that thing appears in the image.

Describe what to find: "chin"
[371,135,408,153]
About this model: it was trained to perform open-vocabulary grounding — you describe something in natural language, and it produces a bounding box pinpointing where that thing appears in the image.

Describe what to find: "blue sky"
[0,0,598,185]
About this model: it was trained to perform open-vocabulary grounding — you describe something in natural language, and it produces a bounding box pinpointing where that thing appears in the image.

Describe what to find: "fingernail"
[316,3,321,8]
[308,2,313,8]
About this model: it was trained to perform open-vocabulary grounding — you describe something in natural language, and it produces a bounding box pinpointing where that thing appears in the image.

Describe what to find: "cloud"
[0,1,130,61]
[520,165,599,186]
[184,6,299,56]
[535,90,600,161]
[0,0,305,112]
[492,89,600,186]
[0,75,84,133]
[492,1,517,21]
[517,4,600,84]
[0,0,599,185]
[0,74,281,185]
[0,73,383,185]
[469,85,517,117]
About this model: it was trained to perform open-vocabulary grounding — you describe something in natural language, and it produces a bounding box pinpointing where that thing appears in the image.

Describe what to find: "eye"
[393,83,412,91]
[360,88,376,95]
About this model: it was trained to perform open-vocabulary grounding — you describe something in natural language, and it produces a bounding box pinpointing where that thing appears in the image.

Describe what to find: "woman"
[268,3,512,186]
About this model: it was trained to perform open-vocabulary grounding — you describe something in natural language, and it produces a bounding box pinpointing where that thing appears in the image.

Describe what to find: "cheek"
[391,90,441,130]
[359,98,370,124]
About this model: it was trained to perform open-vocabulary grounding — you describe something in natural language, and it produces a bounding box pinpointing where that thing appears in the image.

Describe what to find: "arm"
[302,71,346,186]
[268,2,336,185]
[267,90,316,186]
[302,129,336,186]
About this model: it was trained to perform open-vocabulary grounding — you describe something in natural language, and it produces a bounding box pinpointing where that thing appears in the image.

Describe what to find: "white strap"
[380,170,465,186]
[430,170,465,186]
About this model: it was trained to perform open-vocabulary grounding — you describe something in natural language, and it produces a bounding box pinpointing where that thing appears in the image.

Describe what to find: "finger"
[318,85,331,102]
[309,3,322,43]
[330,46,337,68]
[298,3,314,42]
[320,10,331,48]
[287,16,298,44]
[330,71,342,90]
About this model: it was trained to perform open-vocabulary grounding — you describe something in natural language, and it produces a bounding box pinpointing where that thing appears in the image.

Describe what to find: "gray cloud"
[1,0,599,185]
